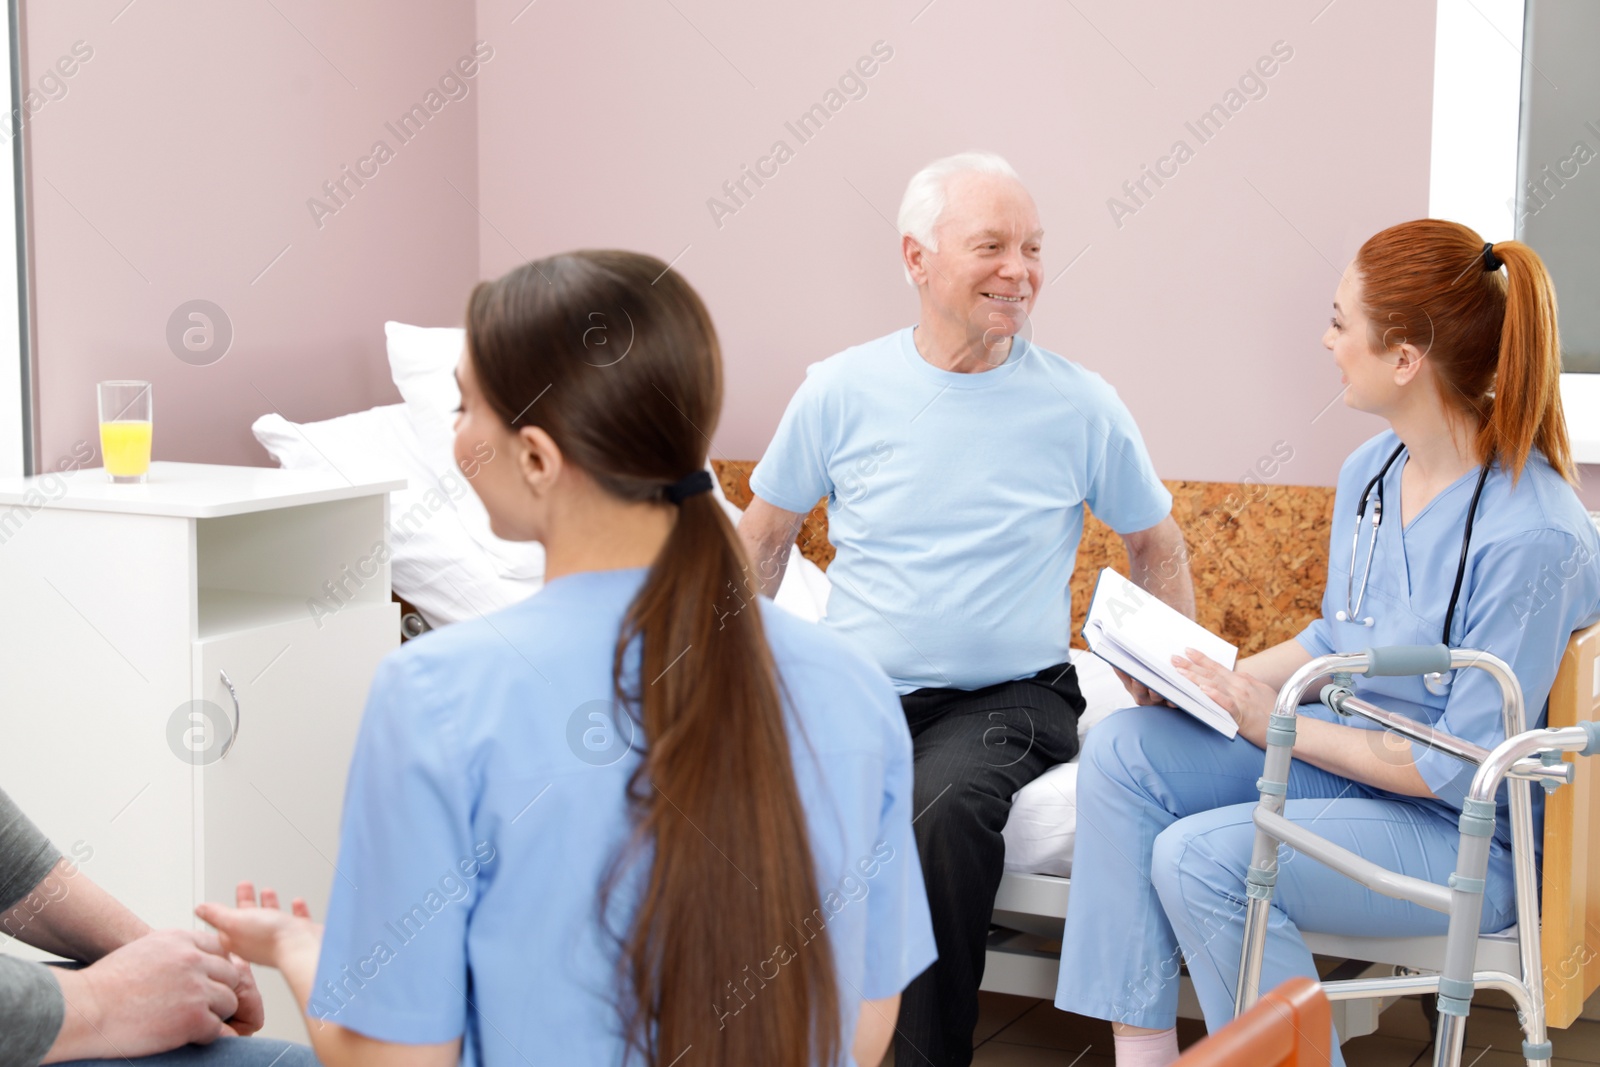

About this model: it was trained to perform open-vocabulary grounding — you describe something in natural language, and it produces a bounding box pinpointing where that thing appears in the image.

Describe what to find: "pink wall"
[30,1,1596,500]
[1582,472,1600,510]
[474,0,1439,488]
[26,0,482,471]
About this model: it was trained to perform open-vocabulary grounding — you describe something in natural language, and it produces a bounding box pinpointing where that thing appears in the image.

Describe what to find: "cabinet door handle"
[218,669,241,760]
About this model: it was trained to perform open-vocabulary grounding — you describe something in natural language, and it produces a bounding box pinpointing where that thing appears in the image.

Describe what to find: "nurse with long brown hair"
[198,250,936,1067]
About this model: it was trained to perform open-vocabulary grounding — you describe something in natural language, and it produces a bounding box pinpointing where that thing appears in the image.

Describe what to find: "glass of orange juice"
[97,380,153,483]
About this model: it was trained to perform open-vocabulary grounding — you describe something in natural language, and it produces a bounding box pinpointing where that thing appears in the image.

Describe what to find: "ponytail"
[1484,240,1573,483]
[1355,221,1575,485]
[465,251,841,1067]
[610,490,841,1067]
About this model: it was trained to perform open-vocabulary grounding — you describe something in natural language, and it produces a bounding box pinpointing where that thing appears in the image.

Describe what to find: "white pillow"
[251,405,543,627]
[383,321,542,581]
[384,321,464,440]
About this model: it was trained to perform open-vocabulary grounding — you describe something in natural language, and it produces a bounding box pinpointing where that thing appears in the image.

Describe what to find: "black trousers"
[892,662,1084,1067]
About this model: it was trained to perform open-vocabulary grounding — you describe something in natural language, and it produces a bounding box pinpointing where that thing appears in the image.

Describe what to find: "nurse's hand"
[196,882,322,977]
[1172,648,1276,745]
[1112,667,1177,708]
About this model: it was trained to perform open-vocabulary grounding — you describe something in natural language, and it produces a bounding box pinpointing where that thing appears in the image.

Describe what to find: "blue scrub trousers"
[1054,706,1518,1065]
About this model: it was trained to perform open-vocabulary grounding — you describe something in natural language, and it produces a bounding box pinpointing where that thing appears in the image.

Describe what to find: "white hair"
[896,151,1021,285]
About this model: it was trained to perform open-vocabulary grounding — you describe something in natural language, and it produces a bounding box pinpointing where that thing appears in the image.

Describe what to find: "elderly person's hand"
[1111,667,1176,708]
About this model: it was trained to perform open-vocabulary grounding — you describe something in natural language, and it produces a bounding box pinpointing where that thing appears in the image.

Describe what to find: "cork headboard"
[712,460,1336,658]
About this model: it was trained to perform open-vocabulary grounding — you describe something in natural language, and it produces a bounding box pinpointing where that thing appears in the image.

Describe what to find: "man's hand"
[43,929,243,1063]
[221,957,264,1037]
[1111,667,1176,708]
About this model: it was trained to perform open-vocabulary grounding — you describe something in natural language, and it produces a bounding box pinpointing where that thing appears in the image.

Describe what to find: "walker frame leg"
[1234,706,1300,1016]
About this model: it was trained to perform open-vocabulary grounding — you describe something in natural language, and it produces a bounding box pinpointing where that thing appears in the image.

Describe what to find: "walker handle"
[1363,644,1452,677]
[1580,721,1600,758]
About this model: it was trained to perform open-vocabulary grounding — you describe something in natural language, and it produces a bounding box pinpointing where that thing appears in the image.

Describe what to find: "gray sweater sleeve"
[0,786,67,1067]
[0,958,63,1067]
[0,786,62,912]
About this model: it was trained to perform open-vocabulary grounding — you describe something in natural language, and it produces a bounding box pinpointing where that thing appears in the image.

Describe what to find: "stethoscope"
[1337,443,1491,695]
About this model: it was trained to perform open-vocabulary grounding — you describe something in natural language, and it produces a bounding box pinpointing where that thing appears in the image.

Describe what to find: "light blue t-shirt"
[751,326,1172,694]
[310,567,936,1066]
[1296,430,1600,841]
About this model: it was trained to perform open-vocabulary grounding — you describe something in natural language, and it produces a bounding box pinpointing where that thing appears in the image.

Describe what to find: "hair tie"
[1482,242,1503,273]
[663,469,714,504]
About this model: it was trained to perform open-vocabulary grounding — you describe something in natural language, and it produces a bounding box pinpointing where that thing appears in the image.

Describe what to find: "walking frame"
[1235,634,1600,1067]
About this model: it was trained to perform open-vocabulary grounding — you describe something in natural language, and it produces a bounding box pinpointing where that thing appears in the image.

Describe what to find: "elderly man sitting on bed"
[738,150,1193,1067]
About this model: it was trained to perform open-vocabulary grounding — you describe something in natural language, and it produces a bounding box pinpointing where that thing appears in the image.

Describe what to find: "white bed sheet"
[1000,650,1137,878]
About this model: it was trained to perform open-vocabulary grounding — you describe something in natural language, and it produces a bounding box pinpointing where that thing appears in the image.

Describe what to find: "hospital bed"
[984,622,1600,1048]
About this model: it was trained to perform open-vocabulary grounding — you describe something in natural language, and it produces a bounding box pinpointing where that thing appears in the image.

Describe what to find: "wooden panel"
[1542,622,1600,1028]
[715,460,1334,657]
[1077,481,1333,656]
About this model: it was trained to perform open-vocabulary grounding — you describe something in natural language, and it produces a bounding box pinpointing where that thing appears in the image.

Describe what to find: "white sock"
[1113,1027,1180,1067]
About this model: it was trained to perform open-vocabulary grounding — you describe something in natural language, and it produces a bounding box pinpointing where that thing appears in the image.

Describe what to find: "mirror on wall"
[1517,0,1600,374]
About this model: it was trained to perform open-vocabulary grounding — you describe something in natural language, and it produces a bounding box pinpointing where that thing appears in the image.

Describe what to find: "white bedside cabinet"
[0,461,405,1044]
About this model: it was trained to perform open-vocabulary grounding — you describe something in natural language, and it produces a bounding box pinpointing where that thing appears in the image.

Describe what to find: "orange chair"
[1176,977,1332,1066]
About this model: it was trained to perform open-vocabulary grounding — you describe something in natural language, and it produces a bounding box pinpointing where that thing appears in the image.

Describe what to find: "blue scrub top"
[310,566,937,1065]
[1297,431,1600,836]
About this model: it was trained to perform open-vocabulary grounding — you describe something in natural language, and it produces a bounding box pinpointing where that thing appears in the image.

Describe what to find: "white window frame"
[1430,0,1600,461]
[0,0,29,478]
[1428,0,1525,243]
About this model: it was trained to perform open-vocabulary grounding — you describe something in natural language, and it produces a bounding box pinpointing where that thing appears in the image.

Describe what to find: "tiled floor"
[875,987,1600,1066]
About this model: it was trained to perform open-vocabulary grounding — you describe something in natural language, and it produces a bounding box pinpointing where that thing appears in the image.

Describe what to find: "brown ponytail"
[1354,219,1574,484]
[465,251,840,1067]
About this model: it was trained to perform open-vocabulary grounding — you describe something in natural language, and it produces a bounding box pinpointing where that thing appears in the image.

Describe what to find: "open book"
[1082,568,1241,738]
